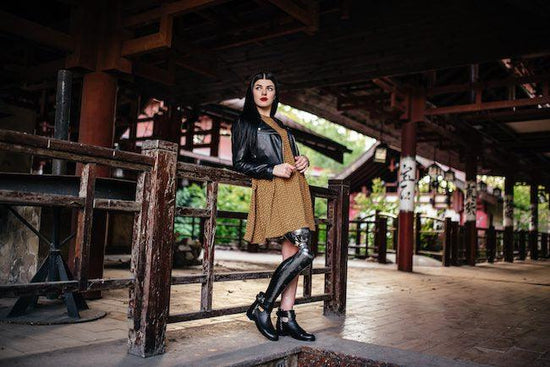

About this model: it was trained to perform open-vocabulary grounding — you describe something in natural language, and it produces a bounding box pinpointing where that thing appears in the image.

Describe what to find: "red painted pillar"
[397,89,423,272]
[464,152,477,266]
[74,72,117,298]
[503,176,514,262]
[529,183,539,260]
[78,72,117,175]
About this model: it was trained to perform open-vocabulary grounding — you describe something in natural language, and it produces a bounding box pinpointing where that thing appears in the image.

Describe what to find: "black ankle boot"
[276,309,315,341]
[246,292,278,341]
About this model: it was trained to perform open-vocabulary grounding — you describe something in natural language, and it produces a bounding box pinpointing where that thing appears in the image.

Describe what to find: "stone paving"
[0,252,548,367]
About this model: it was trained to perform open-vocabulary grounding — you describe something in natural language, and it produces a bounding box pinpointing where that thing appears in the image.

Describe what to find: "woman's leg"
[280,239,299,311]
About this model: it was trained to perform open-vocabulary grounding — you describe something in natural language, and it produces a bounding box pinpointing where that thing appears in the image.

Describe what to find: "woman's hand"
[294,155,309,173]
[273,163,296,178]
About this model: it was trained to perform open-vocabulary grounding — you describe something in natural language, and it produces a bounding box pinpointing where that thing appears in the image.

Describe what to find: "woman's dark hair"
[241,71,279,121]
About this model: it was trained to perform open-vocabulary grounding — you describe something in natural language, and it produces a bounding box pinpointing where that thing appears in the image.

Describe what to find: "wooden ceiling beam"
[123,0,229,28]
[0,10,74,51]
[133,61,175,86]
[267,0,319,34]
[121,15,173,57]
[425,94,550,116]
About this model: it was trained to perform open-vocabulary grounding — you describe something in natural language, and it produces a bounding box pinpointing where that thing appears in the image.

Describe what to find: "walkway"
[0,252,548,366]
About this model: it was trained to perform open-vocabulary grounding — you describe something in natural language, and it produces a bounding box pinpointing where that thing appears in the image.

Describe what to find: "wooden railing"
[0,129,350,357]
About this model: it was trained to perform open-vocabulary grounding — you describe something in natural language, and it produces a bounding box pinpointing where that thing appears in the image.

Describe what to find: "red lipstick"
[260,97,268,101]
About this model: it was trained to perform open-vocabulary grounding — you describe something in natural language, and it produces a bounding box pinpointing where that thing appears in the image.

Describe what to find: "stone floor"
[0,252,548,367]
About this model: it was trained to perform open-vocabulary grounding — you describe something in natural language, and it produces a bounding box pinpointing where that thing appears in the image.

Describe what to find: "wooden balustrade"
[0,130,350,357]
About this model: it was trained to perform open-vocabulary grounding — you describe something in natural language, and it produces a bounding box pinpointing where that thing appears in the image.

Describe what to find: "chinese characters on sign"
[503,195,513,227]
[399,156,416,212]
[465,181,477,221]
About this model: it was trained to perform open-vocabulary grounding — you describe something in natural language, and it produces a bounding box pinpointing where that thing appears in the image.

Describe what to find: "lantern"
[477,181,487,193]
[444,168,455,183]
[374,143,388,163]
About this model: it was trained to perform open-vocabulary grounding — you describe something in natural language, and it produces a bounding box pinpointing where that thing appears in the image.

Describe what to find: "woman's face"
[252,78,276,110]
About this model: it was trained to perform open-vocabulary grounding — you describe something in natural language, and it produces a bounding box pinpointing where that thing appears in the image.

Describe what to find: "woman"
[231,72,316,342]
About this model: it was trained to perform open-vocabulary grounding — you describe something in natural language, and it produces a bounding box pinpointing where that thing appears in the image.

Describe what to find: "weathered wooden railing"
[415,214,445,259]
[0,129,155,299]
[0,129,350,357]
[167,163,349,324]
[348,212,393,263]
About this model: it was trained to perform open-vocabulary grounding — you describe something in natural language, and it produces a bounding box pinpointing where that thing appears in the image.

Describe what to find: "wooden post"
[443,218,452,267]
[73,163,97,290]
[201,181,218,312]
[376,214,387,264]
[540,232,548,258]
[128,140,178,358]
[397,89,423,272]
[529,183,539,260]
[415,213,421,255]
[451,221,459,266]
[324,179,349,316]
[464,152,478,266]
[519,230,527,260]
[503,176,514,262]
[486,225,496,263]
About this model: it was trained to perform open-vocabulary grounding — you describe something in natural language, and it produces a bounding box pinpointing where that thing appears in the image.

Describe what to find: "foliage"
[278,104,375,186]
[353,178,398,219]
[513,184,549,231]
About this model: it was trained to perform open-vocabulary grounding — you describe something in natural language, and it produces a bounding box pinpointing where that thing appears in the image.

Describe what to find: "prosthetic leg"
[246,228,314,341]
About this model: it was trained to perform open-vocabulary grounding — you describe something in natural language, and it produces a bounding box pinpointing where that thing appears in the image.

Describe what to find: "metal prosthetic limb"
[258,228,313,312]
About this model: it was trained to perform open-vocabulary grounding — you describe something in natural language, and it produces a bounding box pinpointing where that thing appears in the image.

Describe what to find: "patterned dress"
[244,116,316,244]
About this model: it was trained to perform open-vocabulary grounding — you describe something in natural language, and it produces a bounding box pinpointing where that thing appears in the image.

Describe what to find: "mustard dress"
[244,116,316,244]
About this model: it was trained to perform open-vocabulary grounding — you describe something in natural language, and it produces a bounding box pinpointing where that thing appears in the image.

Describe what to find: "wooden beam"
[123,0,228,27]
[427,74,550,96]
[267,0,318,33]
[214,23,307,50]
[0,10,74,51]
[121,15,173,57]
[133,61,175,85]
[425,95,550,116]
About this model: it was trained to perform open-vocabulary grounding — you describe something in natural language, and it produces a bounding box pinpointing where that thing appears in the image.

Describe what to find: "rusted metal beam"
[121,15,173,57]
[0,10,74,51]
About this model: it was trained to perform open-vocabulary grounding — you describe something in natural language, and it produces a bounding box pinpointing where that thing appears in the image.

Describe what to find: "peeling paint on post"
[324,179,349,316]
[128,140,178,358]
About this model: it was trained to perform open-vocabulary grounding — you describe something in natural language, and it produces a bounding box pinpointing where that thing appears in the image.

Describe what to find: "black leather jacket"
[231,115,300,180]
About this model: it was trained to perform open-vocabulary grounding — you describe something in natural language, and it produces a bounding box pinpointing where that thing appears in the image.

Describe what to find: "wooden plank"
[74,164,97,291]
[0,278,133,297]
[175,207,210,218]
[0,142,152,172]
[0,10,74,51]
[200,181,218,312]
[177,162,251,186]
[168,294,331,323]
[0,129,154,168]
[0,190,84,207]
[309,186,338,199]
[133,61,175,85]
[94,199,141,212]
[171,274,206,285]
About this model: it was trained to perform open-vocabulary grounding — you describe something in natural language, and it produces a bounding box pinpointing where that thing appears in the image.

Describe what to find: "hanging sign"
[398,156,416,212]
[465,181,477,221]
